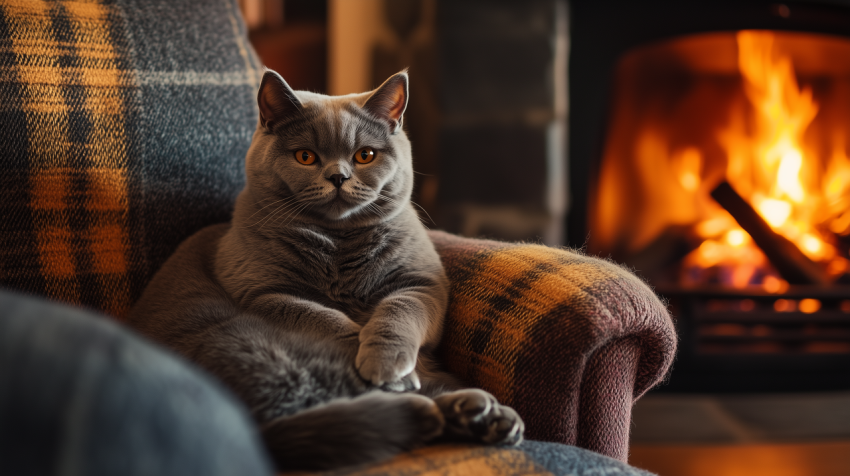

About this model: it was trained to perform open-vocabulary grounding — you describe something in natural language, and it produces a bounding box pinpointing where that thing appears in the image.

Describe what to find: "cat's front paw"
[355,343,419,390]
[380,370,421,392]
[434,389,524,446]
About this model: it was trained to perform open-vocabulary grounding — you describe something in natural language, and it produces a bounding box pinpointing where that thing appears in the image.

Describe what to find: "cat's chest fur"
[231,220,413,321]
[287,225,401,296]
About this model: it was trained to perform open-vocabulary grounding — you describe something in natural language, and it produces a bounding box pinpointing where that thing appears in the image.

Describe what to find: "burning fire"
[682,31,850,288]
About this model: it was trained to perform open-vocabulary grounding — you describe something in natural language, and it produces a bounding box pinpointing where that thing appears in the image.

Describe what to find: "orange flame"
[683,31,848,287]
[592,31,850,289]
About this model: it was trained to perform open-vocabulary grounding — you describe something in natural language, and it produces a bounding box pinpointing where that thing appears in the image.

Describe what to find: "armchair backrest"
[0,0,260,316]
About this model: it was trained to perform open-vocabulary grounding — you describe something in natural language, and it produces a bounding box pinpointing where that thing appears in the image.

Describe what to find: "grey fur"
[128,70,523,470]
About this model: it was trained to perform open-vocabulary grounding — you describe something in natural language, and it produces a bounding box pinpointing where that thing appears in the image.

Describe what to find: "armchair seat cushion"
[303,442,651,476]
[0,288,652,476]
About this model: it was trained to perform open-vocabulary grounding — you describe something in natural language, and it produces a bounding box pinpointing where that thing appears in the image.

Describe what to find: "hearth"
[568,1,850,391]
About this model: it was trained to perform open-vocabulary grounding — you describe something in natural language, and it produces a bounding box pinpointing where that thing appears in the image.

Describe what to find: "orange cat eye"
[294,149,317,165]
[355,147,376,164]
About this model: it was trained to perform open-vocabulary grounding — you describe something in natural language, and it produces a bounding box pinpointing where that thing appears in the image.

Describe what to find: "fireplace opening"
[590,30,850,391]
[591,30,850,288]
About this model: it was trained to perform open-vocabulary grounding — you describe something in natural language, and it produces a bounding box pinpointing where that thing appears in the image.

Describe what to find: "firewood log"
[710,181,831,285]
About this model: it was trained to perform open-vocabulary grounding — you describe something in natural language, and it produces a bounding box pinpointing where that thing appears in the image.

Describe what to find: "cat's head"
[241,69,414,229]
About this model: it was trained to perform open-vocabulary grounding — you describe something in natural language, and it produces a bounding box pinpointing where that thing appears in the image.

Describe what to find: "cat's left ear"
[363,71,408,134]
[258,69,302,129]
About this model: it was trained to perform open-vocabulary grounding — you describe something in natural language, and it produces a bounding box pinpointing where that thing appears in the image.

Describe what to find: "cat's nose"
[327,174,349,188]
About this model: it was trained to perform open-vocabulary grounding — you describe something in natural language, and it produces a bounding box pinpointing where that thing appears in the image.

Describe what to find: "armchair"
[0,0,675,473]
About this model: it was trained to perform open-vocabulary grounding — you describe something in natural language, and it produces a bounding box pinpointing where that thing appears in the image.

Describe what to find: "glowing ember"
[799,298,822,314]
[725,229,747,247]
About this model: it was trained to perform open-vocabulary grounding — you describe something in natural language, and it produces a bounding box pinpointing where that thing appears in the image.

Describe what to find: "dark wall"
[436,0,566,243]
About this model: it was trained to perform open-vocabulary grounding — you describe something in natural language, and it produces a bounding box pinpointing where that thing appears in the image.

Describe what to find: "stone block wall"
[436,0,569,245]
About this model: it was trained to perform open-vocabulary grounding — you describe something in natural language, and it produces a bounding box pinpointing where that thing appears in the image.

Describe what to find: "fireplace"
[569,2,850,392]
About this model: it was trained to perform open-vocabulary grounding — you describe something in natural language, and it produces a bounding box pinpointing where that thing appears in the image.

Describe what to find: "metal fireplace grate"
[658,286,850,392]
[695,295,850,355]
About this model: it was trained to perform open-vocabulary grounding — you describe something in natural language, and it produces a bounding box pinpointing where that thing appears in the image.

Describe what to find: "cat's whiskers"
[409,200,436,227]
[277,200,314,229]
[266,199,308,230]
[377,192,434,227]
[254,195,287,205]
[255,197,306,231]
[243,195,301,228]
[380,194,431,228]
[366,202,387,220]
[272,193,321,229]
[376,194,397,207]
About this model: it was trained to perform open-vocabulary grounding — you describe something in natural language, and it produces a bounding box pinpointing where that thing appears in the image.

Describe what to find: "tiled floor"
[630,441,850,476]
[628,391,850,475]
[631,391,850,444]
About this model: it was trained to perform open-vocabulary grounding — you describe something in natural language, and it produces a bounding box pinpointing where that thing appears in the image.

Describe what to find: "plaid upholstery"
[0,1,674,472]
[429,231,677,462]
[284,442,652,476]
[0,0,260,317]
[304,445,552,476]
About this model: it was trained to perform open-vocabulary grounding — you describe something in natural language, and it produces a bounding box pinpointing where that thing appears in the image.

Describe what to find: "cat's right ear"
[258,70,302,129]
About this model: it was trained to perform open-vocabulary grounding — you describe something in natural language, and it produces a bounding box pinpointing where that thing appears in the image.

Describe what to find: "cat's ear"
[258,70,302,129]
[363,71,408,134]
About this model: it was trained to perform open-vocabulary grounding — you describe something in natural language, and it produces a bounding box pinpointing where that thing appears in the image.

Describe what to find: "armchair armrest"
[428,231,677,462]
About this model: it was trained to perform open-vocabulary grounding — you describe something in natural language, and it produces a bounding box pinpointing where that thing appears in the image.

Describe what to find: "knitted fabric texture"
[0,0,260,317]
[429,231,677,462]
[283,442,652,476]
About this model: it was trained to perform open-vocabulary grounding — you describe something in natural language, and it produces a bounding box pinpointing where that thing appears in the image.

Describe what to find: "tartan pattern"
[0,0,261,317]
[313,445,552,476]
[284,442,652,476]
[428,231,676,462]
[1,0,135,317]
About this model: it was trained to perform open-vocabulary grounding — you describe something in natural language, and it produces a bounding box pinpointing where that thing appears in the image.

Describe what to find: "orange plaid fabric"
[1,0,135,316]
[429,231,676,462]
[280,441,654,476]
[292,445,553,476]
[0,0,259,317]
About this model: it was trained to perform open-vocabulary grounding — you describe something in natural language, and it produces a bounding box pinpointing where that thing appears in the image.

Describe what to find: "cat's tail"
[260,391,444,470]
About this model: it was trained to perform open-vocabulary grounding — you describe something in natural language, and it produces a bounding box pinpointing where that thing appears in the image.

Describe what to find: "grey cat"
[127,70,524,470]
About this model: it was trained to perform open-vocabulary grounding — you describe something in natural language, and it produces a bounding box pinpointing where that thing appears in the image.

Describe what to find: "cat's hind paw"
[433,389,524,446]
